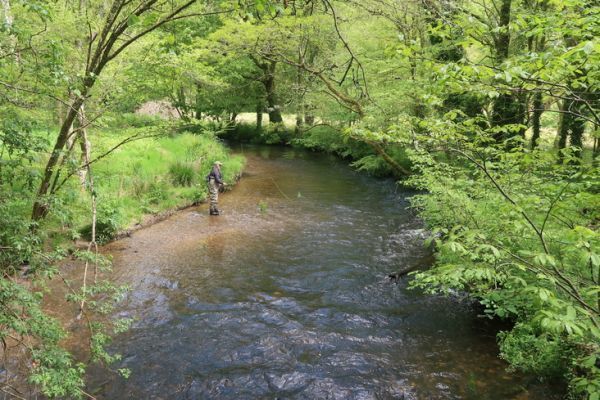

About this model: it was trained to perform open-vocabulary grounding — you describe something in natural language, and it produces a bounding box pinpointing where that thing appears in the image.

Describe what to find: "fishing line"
[270,177,291,200]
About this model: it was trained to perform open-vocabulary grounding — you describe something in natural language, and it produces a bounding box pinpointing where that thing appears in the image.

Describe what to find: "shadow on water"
[74,145,560,399]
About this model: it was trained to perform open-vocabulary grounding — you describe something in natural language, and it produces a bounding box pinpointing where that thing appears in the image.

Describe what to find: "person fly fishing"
[206,161,226,215]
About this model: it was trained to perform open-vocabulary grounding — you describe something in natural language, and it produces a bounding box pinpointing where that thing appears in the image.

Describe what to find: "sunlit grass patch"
[43,129,244,243]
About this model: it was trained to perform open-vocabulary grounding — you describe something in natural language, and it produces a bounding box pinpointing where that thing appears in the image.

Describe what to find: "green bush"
[219,123,295,145]
[147,180,170,204]
[292,125,367,158]
[190,186,208,204]
[79,201,123,244]
[218,122,259,142]
[169,162,195,186]
[498,324,571,378]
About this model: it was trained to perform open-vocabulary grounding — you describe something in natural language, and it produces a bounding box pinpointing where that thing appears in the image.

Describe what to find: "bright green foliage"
[498,324,573,378]
[0,279,85,398]
[407,118,599,396]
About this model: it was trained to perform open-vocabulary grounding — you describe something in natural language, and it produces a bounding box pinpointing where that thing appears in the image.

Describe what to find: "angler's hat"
[214,161,223,166]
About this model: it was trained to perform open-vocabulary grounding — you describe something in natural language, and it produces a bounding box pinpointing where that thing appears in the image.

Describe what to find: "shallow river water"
[83,146,557,399]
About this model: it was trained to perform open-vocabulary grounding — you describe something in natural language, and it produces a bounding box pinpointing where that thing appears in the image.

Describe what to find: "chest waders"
[208,178,220,215]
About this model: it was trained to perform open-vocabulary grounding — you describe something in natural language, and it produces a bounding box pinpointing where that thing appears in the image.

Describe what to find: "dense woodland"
[0,0,599,398]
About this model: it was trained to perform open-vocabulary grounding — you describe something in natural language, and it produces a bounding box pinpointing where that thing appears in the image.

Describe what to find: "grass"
[40,128,244,243]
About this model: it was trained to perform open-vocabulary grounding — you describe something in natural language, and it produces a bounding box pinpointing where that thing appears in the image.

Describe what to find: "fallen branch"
[388,264,421,282]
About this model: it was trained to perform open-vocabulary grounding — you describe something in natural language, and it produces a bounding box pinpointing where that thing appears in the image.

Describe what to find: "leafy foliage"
[407,116,599,396]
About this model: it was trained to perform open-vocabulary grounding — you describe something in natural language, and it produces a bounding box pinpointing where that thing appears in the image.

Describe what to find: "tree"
[30,0,228,221]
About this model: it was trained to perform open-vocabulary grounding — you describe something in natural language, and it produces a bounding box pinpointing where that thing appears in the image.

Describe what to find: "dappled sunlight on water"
[74,146,559,399]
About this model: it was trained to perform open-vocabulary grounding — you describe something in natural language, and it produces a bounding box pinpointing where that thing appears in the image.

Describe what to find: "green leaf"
[487,90,500,99]
[582,41,594,55]
[582,356,597,368]
[127,14,140,26]
[590,253,600,268]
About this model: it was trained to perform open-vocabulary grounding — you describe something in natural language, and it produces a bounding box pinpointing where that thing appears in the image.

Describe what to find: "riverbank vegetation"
[68,128,243,242]
[1,0,598,397]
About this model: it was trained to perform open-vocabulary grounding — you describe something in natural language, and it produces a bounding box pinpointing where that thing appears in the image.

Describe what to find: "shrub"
[190,186,208,204]
[147,181,170,204]
[79,201,122,244]
[169,162,195,186]
[219,123,294,145]
[217,122,258,142]
[498,324,571,378]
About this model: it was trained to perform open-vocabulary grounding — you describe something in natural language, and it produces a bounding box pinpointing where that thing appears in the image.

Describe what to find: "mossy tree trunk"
[263,61,283,124]
[195,84,202,120]
[530,91,543,149]
[557,99,587,162]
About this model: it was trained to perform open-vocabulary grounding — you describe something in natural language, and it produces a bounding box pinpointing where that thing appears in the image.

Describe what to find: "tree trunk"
[263,61,283,124]
[176,86,189,121]
[495,0,512,61]
[295,59,305,134]
[265,80,283,123]
[1,0,13,26]
[491,0,526,143]
[557,100,568,152]
[256,103,263,131]
[369,141,411,177]
[530,91,543,148]
[77,105,91,188]
[569,105,585,160]
[195,84,202,120]
[295,98,305,133]
[32,96,86,220]
[49,120,77,195]
[558,99,587,161]
[295,113,303,134]
[530,29,546,149]
[1,0,18,61]
[593,124,599,161]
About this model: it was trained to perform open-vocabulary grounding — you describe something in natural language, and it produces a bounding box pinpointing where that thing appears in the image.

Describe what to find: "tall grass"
[169,162,195,186]
[55,130,244,242]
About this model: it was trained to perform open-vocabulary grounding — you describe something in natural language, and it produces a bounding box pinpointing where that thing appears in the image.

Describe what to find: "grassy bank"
[40,128,245,244]
[220,122,412,177]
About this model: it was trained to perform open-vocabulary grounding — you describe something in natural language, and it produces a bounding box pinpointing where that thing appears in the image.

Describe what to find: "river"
[82,145,557,399]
